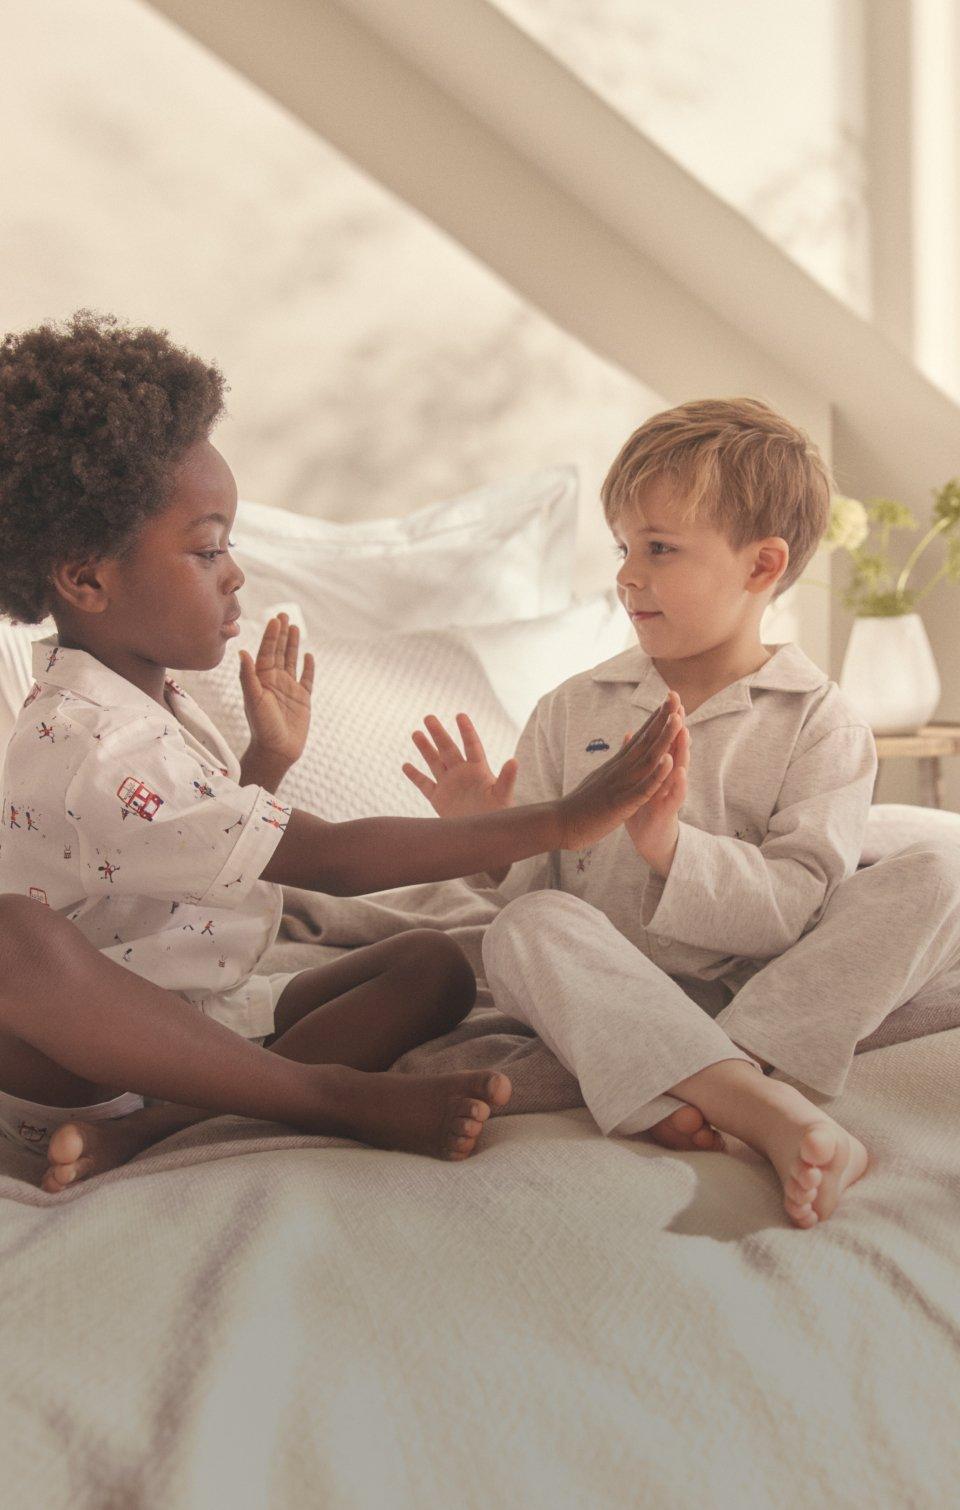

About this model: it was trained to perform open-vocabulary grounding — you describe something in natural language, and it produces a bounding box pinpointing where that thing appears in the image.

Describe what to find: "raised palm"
[239,613,315,765]
[402,713,518,818]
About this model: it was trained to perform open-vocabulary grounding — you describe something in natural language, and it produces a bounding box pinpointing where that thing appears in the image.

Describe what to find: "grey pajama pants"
[481,842,960,1133]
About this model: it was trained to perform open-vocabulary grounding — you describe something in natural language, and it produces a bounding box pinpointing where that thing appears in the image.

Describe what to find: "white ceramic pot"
[839,613,941,735]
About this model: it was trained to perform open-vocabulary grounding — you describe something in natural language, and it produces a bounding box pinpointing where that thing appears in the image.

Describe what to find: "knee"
[391,929,477,1016]
[0,893,65,969]
[482,889,581,972]
[889,841,960,905]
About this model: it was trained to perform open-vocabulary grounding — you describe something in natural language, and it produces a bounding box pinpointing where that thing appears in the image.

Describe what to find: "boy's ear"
[746,537,789,595]
[49,558,111,615]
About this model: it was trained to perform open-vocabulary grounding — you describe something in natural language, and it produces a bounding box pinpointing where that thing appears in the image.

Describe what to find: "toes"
[784,1198,819,1228]
[671,1106,703,1133]
[799,1124,837,1169]
[786,1176,817,1205]
[452,1117,483,1138]
[480,1073,512,1109]
[47,1122,85,1165]
[465,1101,491,1124]
[693,1127,724,1151]
[446,1135,478,1159]
[789,1163,822,1192]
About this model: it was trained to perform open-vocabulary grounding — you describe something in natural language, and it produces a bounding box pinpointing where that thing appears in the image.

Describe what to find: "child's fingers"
[456,713,488,765]
[283,621,300,676]
[411,729,446,780]
[493,756,518,803]
[256,615,280,666]
[423,714,465,765]
[238,649,261,702]
[272,612,289,669]
[401,762,437,800]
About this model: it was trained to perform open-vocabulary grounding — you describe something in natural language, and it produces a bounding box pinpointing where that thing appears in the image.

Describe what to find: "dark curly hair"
[0,310,227,623]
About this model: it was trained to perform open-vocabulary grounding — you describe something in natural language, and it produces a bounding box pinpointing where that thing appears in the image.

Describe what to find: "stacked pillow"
[179,465,632,818]
[0,466,631,822]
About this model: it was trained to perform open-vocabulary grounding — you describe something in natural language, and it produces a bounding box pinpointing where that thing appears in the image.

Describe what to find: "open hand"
[402,713,518,819]
[557,695,680,850]
[239,613,315,766]
[623,709,689,873]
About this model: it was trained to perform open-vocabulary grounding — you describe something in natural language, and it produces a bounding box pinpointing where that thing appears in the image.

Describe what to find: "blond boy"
[404,399,960,1229]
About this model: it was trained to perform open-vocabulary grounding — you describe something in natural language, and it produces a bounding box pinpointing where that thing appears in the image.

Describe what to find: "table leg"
[919,756,943,809]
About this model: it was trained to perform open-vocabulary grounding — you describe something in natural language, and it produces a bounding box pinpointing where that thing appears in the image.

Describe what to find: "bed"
[2,472,959,1508]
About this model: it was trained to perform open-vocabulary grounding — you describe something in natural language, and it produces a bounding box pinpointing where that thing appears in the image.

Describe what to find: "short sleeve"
[65,715,291,909]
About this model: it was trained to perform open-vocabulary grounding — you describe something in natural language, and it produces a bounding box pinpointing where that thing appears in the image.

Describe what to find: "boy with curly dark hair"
[0,311,680,1190]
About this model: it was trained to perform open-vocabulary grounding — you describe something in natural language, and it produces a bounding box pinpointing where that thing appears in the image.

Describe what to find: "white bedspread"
[1,879,959,1508]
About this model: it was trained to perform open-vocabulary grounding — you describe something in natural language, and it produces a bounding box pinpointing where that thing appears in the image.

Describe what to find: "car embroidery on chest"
[585,737,610,753]
[117,777,164,821]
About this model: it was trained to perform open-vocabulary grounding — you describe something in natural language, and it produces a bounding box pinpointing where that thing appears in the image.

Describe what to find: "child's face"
[612,476,782,659]
[72,439,244,672]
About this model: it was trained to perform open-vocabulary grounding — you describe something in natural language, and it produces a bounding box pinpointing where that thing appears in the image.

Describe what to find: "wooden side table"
[873,724,960,808]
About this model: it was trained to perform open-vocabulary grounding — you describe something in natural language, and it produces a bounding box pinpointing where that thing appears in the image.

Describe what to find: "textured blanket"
[2,876,959,1508]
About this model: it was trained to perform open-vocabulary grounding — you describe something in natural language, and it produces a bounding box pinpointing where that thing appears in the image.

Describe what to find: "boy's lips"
[631,611,661,620]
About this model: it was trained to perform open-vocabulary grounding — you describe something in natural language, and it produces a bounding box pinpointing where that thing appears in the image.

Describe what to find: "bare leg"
[0,897,511,1187]
[41,930,488,1189]
[666,1056,868,1228]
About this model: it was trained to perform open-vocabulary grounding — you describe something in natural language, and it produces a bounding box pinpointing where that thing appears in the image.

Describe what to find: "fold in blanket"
[261,875,960,1114]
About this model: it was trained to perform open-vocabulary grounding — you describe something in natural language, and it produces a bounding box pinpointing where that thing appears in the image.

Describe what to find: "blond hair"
[600,397,833,596]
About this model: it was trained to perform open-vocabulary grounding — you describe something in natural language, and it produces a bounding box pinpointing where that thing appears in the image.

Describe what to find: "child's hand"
[556,695,679,851]
[402,713,518,819]
[238,613,315,767]
[622,709,689,876]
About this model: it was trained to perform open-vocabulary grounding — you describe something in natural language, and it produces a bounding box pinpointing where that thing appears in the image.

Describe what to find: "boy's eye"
[611,542,673,559]
[197,539,238,561]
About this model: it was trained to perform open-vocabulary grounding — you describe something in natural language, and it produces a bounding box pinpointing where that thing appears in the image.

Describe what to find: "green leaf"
[933,478,960,529]
[865,497,917,530]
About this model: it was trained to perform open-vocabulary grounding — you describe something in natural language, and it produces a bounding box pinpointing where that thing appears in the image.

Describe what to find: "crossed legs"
[0,896,512,1190]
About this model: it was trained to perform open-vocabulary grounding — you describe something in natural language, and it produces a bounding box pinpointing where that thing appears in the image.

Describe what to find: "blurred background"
[2,0,959,800]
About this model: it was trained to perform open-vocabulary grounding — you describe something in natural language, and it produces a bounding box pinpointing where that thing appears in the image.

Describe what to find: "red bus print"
[117,777,164,821]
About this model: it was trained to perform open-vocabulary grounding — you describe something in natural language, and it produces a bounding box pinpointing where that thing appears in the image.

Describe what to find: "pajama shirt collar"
[31,636,189,719]
[589,641,828,726]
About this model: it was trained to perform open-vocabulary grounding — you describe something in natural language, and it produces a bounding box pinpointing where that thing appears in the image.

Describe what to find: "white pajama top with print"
[493,639,878,1010]
[0,637,292,1037]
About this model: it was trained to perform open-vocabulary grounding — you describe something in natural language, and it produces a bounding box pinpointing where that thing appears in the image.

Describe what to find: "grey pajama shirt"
[481,641,960,1134]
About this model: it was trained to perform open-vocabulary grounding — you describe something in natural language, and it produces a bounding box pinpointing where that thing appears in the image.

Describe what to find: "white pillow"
[860,803,960,865]
[0,618,55,753]
[179,592,631,821]
[233,466,578,639]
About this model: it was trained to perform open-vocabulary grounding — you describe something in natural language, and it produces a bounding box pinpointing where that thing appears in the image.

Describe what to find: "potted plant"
[823,481,960,734]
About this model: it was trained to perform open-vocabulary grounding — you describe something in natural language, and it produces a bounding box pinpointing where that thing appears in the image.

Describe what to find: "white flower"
[824,495,869,552]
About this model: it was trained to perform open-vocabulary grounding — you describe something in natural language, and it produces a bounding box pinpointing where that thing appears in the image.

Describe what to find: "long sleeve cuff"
[639,820,830,959]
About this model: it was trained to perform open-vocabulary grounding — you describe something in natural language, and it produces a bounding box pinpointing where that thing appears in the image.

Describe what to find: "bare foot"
[721,1077,869,1228]
[301,1064,513,1160]
[41,1103,201,1193]
[648,1103,725,1153]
